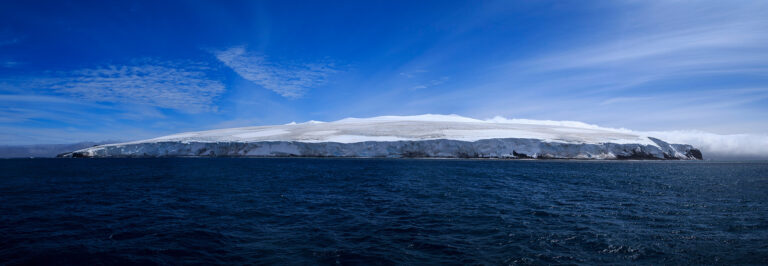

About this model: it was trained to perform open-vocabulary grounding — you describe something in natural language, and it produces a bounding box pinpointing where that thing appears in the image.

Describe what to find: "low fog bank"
[643,131,768,161]
[485,116,768,160]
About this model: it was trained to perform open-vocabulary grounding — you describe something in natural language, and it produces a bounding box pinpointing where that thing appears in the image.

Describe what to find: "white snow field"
[61,114,702,159]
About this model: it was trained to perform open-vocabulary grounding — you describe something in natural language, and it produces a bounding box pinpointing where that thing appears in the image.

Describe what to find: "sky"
[1,0,767,145]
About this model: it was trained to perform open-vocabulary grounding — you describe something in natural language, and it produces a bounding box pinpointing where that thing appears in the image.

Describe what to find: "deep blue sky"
[1,0,767,144]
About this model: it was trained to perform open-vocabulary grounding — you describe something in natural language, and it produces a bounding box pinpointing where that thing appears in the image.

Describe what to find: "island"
[58,115,703,160]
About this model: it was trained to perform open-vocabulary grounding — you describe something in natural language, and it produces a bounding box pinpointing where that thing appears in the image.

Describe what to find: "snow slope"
[60,114,702,159]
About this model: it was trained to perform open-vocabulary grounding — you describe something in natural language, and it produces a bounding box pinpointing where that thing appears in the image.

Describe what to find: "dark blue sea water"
[1,159,766,265]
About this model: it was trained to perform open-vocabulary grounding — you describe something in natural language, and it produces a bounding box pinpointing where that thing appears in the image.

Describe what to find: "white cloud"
[484,116,611,131]
[213,46,336,98]
[40,60,225,113]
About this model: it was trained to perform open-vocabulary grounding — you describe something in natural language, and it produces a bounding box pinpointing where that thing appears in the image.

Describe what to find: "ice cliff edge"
[58,114,702,160]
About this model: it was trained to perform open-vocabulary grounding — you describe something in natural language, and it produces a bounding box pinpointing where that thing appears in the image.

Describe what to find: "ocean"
[1,158,766,264]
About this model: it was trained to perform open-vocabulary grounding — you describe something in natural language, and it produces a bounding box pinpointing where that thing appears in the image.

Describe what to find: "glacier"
[58,114,702,160]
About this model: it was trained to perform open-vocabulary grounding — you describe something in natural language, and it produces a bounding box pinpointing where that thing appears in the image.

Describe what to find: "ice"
[60,114,702,159]
[232,129,290,139]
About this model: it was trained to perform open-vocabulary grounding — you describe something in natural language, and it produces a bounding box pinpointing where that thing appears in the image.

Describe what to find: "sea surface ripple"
[1,159,766,264]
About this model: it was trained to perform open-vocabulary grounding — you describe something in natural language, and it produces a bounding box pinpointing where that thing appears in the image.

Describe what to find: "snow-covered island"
[58,114,702,160]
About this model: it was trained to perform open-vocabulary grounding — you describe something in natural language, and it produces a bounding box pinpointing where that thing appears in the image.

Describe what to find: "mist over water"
[644,131,768,160]
[1,158,766,264]
[484,116,768,160]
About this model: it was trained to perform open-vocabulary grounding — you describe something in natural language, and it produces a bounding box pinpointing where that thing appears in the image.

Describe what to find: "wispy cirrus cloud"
[213,46,336,98]
[396,69,449,90]
[513,1,768,91]
[399,69,427,78]
[38,60,225,113]
[410,76,449,90]
[400,1,768,134]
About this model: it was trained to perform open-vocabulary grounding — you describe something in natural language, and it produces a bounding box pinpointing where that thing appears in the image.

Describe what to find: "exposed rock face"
[57,115,703,160]
[58,138,702,160]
